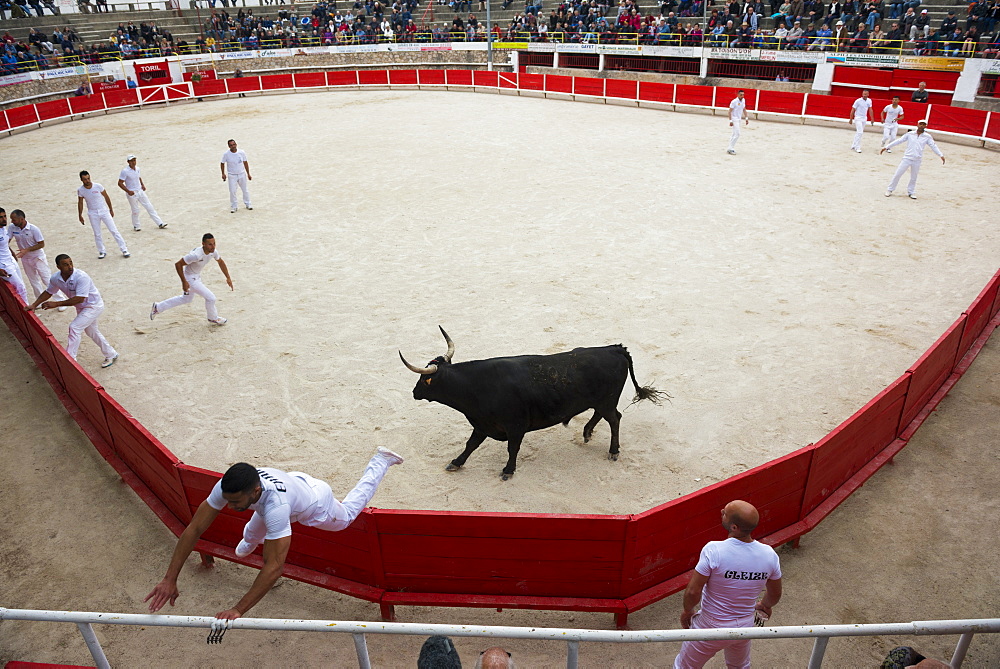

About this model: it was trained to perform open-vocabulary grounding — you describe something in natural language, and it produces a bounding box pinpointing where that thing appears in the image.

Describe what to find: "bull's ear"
[424,378,432,385]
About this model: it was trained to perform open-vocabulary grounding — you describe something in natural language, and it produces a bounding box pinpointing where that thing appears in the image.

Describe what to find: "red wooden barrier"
[141,86,167,104]
[358,69,389,86]
[928,104,988,137]
[261,73,294,90]
[801,374,910,515]
[544,74,573,94]
[517,72,544,91]
[675,84,714,106]
[103,89,140,109]
[804,93,854,119]
[388,69,418,85]
[327,70,359,86]
[0,110,8,132]
[498,72,518,89]
[21,314,65,388]
[472,70,499,88]
[898,316,966,430]
[605,78,637,100]
[192,78,228,97]
[50,352,113,448]
[226,76,262,93]
[993,270,1000,318]
[986,112,1000,142]
[293,71,327,88]
[638,81,675,103]
[445,69,473,86]
[757,90,804,115]
[833,65,893,88]
[166,84,191,100]
[35,98,71,122]
[714,86,757,109]
[958,273,1000,360]
[417,69,446,86]
[573,76,604,97]
[6,104,39,129]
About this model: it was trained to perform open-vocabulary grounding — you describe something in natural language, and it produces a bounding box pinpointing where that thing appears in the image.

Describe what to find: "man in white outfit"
[24,254,119,368]
[6,209,67,310]
[145,447,404,620]
[0,207,28,304]
[848,89,873,153]
[77,170,130,260]
[727,90,748,155]
[220,139,252,214]
[674,500,782,669]
[117,154,167,231]
[150,233,232,326]
[879,96,904,152]
[881,119,945,199]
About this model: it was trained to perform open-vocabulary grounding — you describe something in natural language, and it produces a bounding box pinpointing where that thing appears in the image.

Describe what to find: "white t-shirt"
[729,97,746,122]
[886,130,944,161]
[882,103,904,125]
[9,222,45,259]
[181,245,221,279]
[77,183,110,214]
[221,149,249,175]
[206,467,326,540]
[694,537,782,626]
[852,97,873,120]
[119,165,142,192]
[46,268,103,310]
[0,225,15,267]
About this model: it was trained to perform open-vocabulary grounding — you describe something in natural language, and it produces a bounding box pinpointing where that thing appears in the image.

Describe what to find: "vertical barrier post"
[567,639,580,668]
[77,622,111,669]
[807,637,830,668]
[951,632,974,668]
[353,632,372,669]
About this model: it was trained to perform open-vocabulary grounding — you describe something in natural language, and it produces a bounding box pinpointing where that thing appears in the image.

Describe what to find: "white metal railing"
[2,608,997,669]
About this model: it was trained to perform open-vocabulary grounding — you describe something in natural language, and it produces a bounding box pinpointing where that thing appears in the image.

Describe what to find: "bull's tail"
[619,345,671,406]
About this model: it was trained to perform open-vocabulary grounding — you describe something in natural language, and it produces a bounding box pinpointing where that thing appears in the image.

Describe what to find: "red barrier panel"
[472,70,499,88]
[261,73,294,90]
[544,74,573,94]
[103,89,140,109]
[899,316,966,430]
[675,84,714,106]
[35,98,71,122]
[994,271,1000,318]
[376,510,629,598]
[388,69,418,85]
[518,72,544,91]
[141,86,167,104]
[417,69,446,86]
[445,69,473,86]
[757,90,805,115]
[928,105,988,137]
[358,70,389,86]
[833,65,893,88]
[165,84,192,100]
[192,78,228,97]
[0,110,8,132]
[327,70,359,86]
[986,112,1000,142]
[626,447,812,596]
[573,76,604,97]
[293,72,327,88]
[21,314,65,388]
[605,78,638,100]
[714,86,757,109]
[226,76,262,93]
[958,273,1000,360]
[50,351,113,447]
[498,72,518,89]
[803,93,855,119]
[801,374,909,515]
[6,104,39,129]
[100,390,188,522]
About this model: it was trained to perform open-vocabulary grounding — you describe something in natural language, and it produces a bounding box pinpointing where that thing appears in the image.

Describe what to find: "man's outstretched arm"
[144,500,221,612]
[215,535,292,620]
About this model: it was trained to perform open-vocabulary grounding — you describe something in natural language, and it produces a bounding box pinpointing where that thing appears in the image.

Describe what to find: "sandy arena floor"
[2,90,997,516]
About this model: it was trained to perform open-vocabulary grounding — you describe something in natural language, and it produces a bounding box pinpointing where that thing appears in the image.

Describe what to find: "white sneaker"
[885,190,892,197]
[209,317,228,326]
[235,540,256,558]
[133,227,141,232]
[158,223,168,228]
[230,207,237,214]
[98,252,107,260]
[101,354,118,368]
[150,302,158,320]
[376,446,404,466]
[57,306,68,312]
[246,205,253,210]
[122,251,131,258]
[726,149,736,155]
[886,148,892,153]
[854,148,862,153]
[908,194,917,199]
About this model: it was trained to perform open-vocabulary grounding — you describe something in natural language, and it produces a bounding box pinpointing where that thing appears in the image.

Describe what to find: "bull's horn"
[439,325,455,363]
[399,351,438,375]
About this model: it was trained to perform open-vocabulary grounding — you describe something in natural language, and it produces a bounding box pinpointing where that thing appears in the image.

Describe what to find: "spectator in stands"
[775,70,790,81]
[887,0,902,19]
[900,6,917,36]
[985,0,1000,35]
[982,28,1000,57]
[910,80,928,102]
[883,21,904,50]
[869,22,888,50]
[961,25,980,55]
[784,19,804,47]
[832,19,849,49]
[809,21,832,49]
[74,82,92,96]
[910,8,930,40]
[673,501,782,669]
[940,9,958,35]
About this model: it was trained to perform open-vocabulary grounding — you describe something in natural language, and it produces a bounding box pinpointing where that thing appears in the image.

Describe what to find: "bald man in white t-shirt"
[145,447,404,621]
[674,500,782,669]
[220,139,252,214]
[848,90,874,153]
[727,90,749,155]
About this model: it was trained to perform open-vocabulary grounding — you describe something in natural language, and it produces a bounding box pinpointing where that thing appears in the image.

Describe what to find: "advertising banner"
[825,52,899,66]
[898,56,965,71]
[760,49,825,63]
[708,47,759,61]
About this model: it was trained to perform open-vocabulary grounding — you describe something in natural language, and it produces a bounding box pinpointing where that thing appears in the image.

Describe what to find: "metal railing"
[1,608,997,669]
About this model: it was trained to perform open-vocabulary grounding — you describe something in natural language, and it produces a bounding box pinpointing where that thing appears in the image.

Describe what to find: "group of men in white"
[727,88,945,199]
[0,140,253,370]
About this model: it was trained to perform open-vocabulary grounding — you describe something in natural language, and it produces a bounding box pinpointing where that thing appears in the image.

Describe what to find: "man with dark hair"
[24,254,119,368]
[145,447,404,620]
[150,233,232,326]
[7,209,67,309]
[0,207,28,304]
[78,170,129,260]
[727,89,748,155]
[220,139,252,214]
[673,500,782,669]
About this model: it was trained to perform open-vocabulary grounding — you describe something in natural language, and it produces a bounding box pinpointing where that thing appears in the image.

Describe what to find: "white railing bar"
[2,609,998,643]
[951,632,974,668]
[75,622,110,669]
[567,639,579,669]
[807,636,829,669]
[352,632,372,669]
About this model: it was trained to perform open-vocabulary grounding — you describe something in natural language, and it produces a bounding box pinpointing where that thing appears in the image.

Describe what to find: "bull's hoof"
[500,471,514,481]
[583,432,592,443]
[445,462,462,472]
[608,453,619,462]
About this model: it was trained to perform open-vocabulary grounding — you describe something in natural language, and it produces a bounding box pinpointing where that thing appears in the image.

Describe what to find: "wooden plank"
[373,509,628,540]
[381,554,622,581]
[573,76,604,97]
[383,574,621,598]
[957,272,1000,358]
[358,70,389,86]
[605,78,638,100]
[388,69,418,85]
[379,534,623,562]
[380,591,625,613]
[51,350,112,446]
[417,69,446,86]
[899,315,965,429]
[293,72,327,87]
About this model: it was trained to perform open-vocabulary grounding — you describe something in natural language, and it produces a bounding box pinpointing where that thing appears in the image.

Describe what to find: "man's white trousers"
[887,157,922,196]
[881,122,899,147]
[728,122,741,152]
[851,118,866,151]
[228,173,251,209]
[155,276,219,321]
[674,611,753,669]
[127,190,165,229]
[1,260,27,304]
[66,304,117,360]
[88,210,128,255]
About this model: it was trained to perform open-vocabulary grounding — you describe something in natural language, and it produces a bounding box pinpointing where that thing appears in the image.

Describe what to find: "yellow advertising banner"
[898,56,966,71]
[493,42,529,50]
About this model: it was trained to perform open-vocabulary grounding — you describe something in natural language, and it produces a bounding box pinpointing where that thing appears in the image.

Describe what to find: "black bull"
[400,328,669,480]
